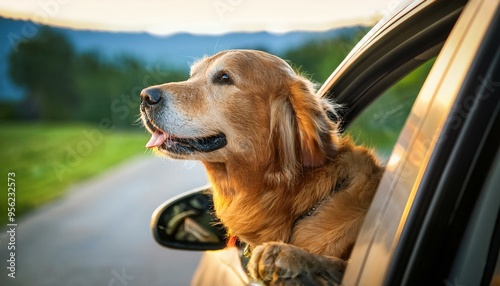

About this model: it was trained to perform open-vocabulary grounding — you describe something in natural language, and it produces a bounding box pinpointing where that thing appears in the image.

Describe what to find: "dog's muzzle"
[140,87,227,155]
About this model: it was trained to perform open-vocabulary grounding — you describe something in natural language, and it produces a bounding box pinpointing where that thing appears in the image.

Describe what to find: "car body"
[329,0,500,285]
[152,0,500,284]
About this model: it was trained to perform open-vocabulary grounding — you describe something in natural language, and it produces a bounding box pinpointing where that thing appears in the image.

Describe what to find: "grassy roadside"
[0,122,149,224]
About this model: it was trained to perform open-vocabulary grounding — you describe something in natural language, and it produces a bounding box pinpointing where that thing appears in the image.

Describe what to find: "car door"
[319,0,500,284]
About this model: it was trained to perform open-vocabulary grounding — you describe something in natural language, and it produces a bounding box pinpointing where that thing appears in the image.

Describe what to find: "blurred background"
[0,0,429,285]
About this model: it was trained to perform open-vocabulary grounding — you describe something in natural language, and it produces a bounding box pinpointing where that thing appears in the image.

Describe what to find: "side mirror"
[151,185,228,251]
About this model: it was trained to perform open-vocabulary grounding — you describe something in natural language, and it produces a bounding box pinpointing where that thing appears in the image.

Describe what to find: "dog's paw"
[247,242,345,286]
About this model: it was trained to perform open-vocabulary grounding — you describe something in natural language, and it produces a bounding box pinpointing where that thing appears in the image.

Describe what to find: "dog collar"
[293,177,348,227]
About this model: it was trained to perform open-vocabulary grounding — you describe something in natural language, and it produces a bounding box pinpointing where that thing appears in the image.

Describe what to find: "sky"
[0,0,399,35]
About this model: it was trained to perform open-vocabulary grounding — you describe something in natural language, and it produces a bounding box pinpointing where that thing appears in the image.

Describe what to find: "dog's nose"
[141,87,162,106]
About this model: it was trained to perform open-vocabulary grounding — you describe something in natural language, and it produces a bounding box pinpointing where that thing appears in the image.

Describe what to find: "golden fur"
[140,50,383,284]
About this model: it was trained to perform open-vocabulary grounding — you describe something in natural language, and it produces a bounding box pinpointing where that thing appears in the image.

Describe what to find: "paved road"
[0,156,209,286]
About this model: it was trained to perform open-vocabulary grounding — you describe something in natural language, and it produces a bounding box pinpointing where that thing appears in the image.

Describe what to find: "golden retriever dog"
[140,50,383,285]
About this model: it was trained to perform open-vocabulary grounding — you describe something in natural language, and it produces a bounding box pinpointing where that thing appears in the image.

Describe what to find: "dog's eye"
[214,72,232,85]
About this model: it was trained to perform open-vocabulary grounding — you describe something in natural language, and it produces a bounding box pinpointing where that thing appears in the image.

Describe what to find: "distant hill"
[0,16,361,101]
[58,29,357,69]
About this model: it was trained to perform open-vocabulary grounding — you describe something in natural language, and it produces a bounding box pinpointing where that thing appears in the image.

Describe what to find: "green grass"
[0,122,149,224]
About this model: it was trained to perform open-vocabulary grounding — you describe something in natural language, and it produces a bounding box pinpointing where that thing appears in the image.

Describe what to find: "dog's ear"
[268,77,338,184]
[288,77,338,167]
[268,93,301,184]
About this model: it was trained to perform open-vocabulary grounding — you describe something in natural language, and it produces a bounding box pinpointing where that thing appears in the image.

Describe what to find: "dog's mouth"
[145,125,227,155]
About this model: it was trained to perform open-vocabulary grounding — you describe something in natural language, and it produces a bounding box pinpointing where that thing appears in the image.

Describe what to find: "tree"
[8,27,80,120]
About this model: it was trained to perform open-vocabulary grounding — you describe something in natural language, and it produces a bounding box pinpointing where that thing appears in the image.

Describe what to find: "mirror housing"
[151,185,228,251]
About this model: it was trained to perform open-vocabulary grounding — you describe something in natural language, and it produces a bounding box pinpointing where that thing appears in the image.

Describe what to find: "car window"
[344,59,435,161]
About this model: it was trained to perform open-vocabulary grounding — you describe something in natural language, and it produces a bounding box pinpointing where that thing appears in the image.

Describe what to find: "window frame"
[318,0,466,129]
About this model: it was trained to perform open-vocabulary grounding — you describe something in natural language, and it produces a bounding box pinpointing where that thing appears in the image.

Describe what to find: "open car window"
[345,59,435,161]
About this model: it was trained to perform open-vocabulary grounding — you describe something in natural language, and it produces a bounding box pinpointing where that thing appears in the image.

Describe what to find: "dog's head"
[140,50,340,183]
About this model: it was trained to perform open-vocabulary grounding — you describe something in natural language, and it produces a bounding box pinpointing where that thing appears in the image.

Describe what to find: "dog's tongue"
[146,130,167,148]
